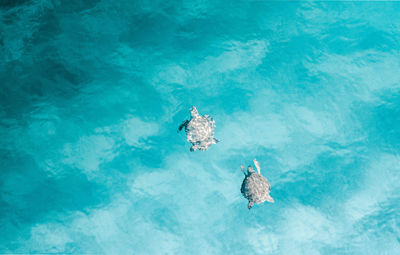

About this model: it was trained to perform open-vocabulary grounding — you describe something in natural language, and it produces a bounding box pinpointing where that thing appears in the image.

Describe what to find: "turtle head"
[247,165,255,174]
[190,106,199,117]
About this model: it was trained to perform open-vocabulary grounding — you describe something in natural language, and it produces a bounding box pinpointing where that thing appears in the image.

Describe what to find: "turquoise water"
[1,0,400,254]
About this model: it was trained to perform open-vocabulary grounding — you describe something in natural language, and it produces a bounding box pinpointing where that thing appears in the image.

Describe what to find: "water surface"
[1,1,400,254]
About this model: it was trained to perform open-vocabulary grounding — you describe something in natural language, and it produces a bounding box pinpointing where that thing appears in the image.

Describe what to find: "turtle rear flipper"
[248,201,254,210]
[266,195,274,203]
[213,138,219,144]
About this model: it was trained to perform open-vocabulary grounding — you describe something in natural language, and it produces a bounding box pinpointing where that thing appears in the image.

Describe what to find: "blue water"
[1,1,400,254]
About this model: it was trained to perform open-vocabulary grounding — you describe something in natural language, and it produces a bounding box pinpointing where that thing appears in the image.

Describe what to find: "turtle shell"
[241,172,271,204]
[185,115,216,150]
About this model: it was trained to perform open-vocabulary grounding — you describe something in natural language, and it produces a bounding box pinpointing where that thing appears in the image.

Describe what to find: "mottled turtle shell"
[186,115,215,149]
[180,106,218,151]
[241,172,273,209]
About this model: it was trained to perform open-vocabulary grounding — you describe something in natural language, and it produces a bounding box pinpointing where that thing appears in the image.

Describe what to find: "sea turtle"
[241,159,274,209]
[178,106,219,151]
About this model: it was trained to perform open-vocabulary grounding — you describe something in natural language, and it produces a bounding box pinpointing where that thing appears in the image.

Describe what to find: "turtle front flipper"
[178,120,189,132]
[253,158,261,174]
[248,201,254,210]
[241,165,245,175]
